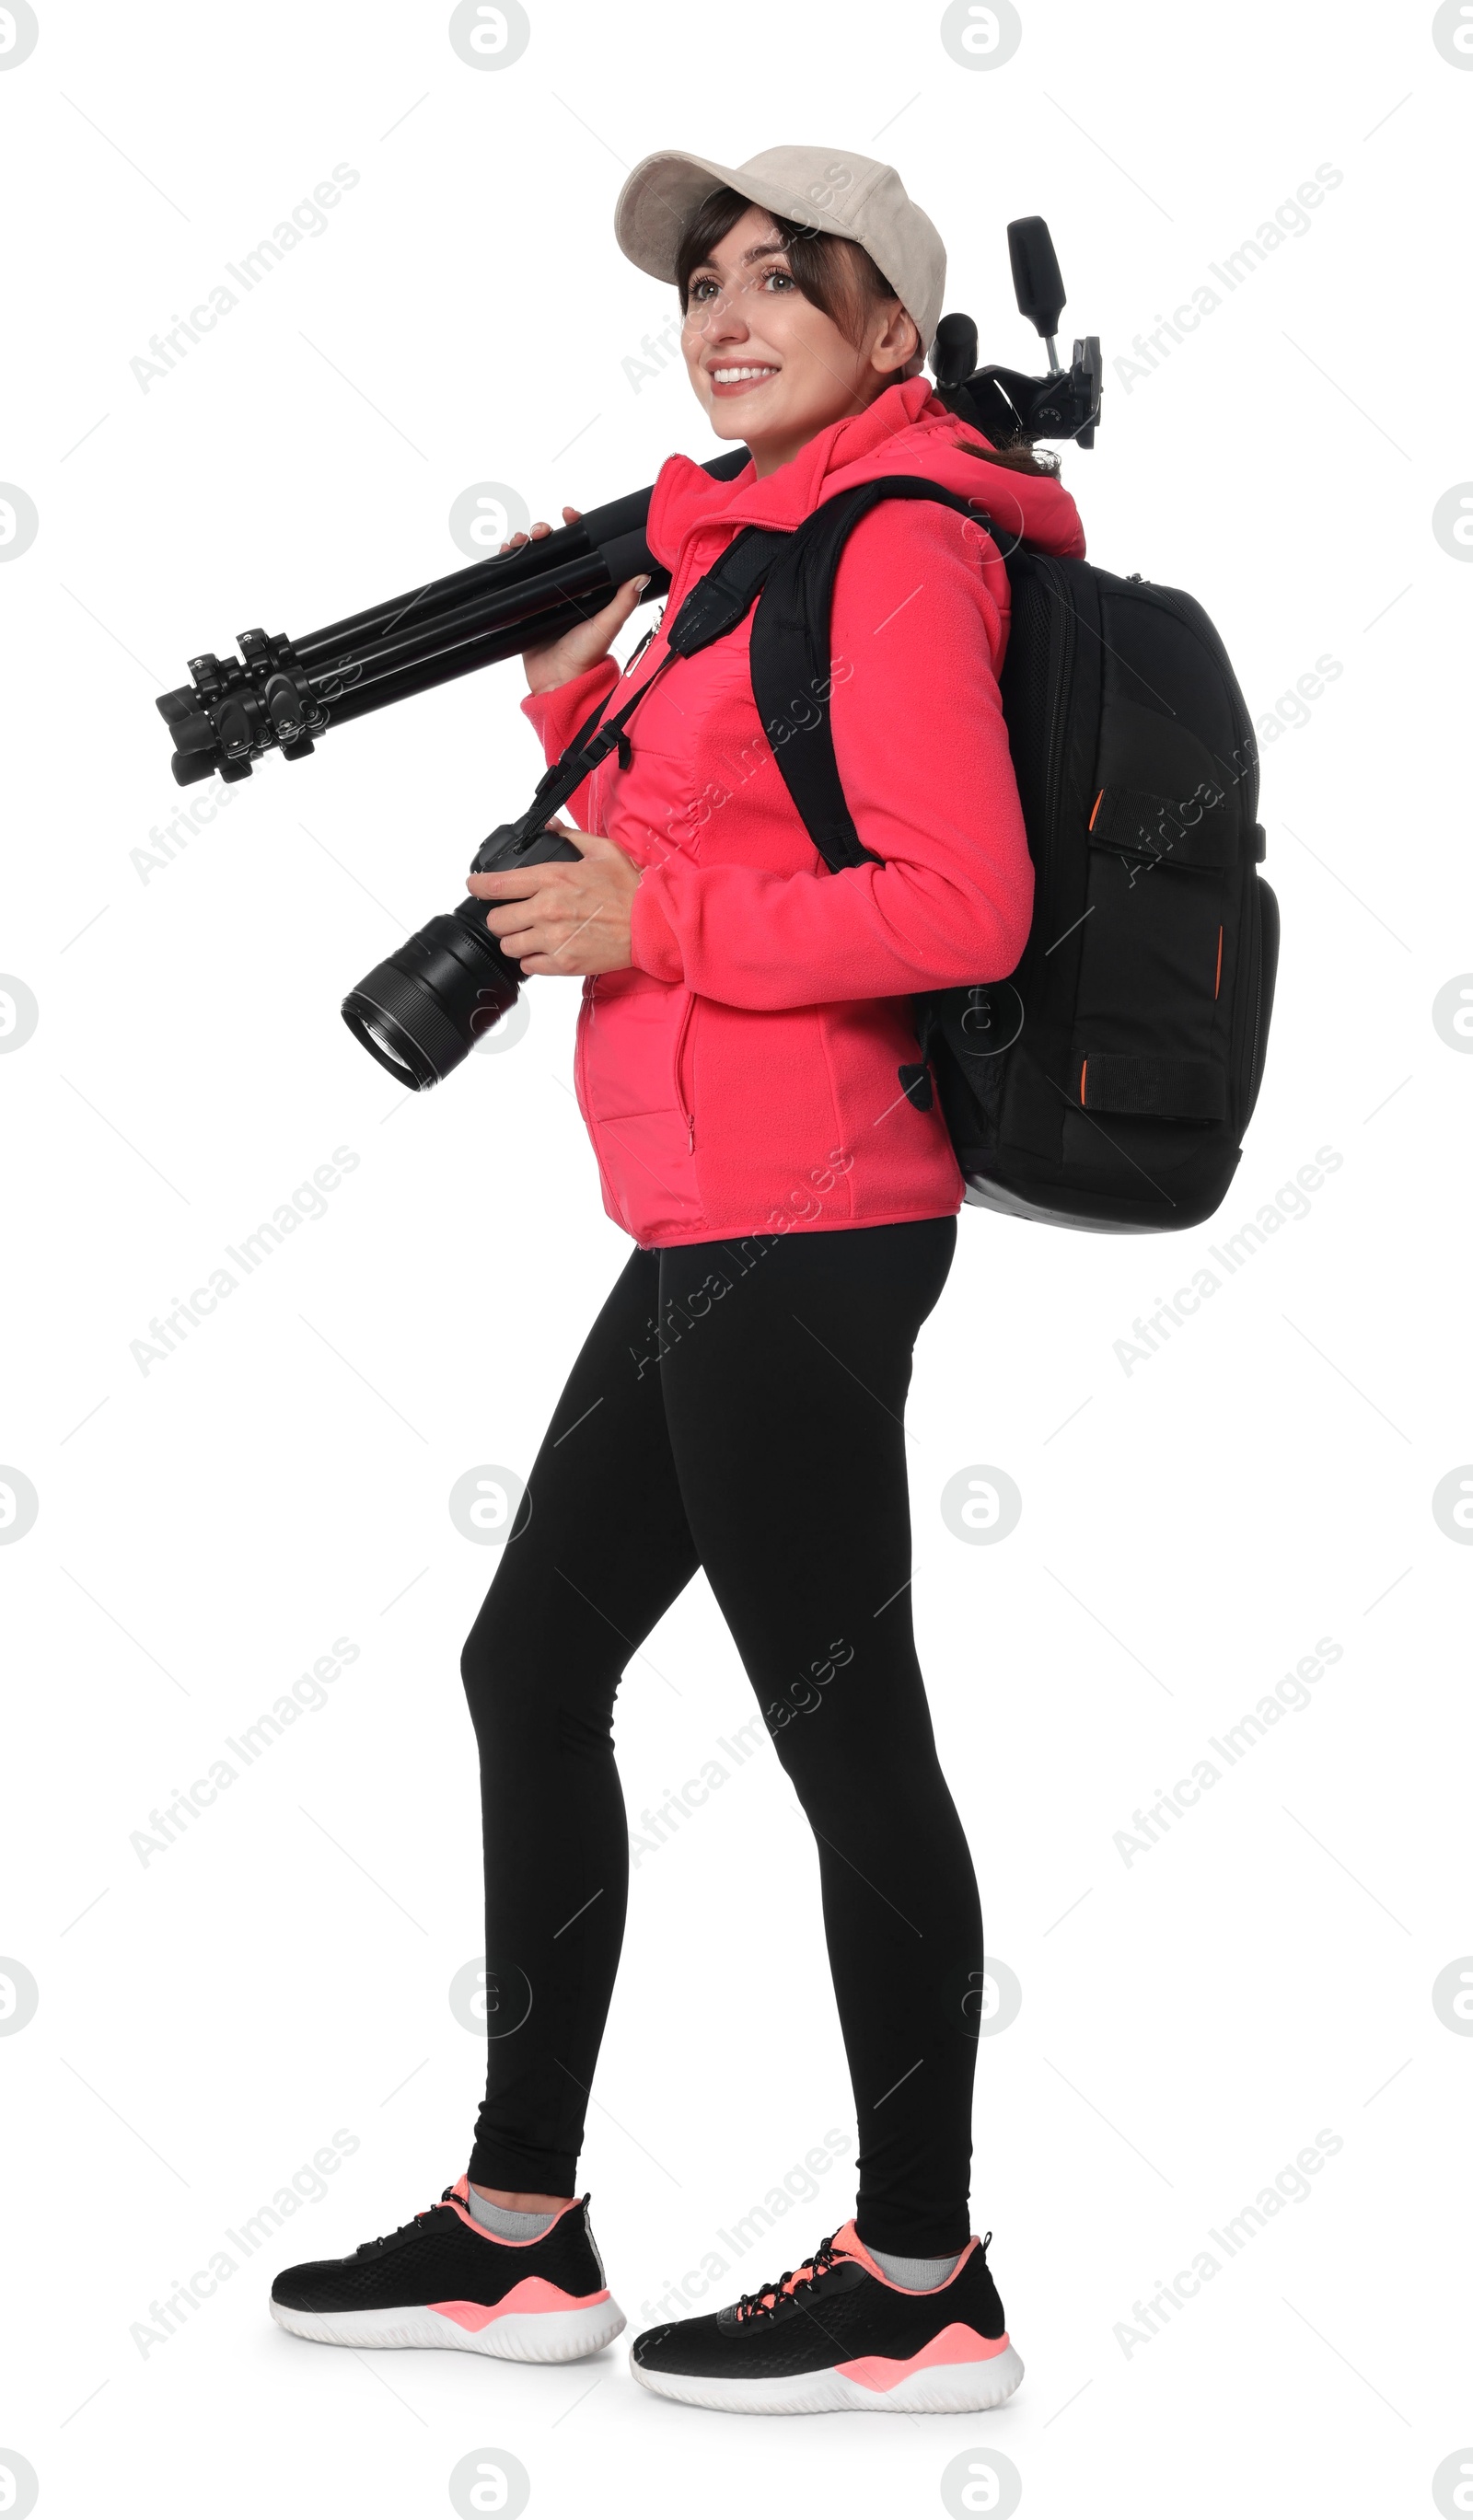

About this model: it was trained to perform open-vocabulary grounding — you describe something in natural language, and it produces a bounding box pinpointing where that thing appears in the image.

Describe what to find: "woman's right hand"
[500,506,651,697]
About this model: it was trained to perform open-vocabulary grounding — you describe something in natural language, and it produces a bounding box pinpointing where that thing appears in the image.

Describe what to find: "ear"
[871,303,922,379]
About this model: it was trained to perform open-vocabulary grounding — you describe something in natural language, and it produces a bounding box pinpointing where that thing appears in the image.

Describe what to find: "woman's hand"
[468,821,641,977]
[500,508,651,697]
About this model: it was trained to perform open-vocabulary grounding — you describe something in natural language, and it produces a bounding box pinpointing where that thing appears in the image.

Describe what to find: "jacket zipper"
[574,975,594,1114]
[621,606,665,678]
[674,990,697,1153]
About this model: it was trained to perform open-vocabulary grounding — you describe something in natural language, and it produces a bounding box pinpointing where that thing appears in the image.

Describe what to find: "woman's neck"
[746,378,905,479]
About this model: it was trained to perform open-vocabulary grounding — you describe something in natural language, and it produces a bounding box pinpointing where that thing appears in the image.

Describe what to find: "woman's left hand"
[468,822,640,977]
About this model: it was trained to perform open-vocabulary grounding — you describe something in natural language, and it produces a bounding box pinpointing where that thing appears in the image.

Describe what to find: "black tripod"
[154,218,1100,791]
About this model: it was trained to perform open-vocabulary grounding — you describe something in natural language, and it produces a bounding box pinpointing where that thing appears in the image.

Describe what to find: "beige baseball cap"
[614,145,946,356]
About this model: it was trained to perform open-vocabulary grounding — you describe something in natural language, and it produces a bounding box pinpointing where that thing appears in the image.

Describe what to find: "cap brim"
[615,150,809,283]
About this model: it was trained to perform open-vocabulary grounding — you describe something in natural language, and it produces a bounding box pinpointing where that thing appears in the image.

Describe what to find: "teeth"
[712,366,777,383]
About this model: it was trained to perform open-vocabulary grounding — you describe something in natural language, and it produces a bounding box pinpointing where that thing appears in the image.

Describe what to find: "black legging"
[460,1214,981,2256]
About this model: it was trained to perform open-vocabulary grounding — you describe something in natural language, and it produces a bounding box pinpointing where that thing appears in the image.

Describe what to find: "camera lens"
[361,1013,422,1078]
[341,823,577,1089]
[342,903,519,1090]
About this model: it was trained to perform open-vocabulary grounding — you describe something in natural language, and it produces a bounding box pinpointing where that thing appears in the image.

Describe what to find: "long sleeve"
[627,500,1034,1011]
[519,656,621,835]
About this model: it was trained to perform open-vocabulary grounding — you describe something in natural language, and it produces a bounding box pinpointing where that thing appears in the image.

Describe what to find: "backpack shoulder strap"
[747,476,999,873]
[517,524,790,837]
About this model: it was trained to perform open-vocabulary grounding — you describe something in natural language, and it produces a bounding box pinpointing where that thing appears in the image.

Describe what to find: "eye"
[760,266,795,291]
[689,274,719,302]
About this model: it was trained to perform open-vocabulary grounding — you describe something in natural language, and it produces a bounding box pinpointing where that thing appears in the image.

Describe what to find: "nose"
[690,280,749,347]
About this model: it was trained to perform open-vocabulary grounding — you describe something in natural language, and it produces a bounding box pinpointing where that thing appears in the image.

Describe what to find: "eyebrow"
[690,236,791,276]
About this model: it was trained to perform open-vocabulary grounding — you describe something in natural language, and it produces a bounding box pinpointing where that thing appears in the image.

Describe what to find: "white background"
[2,3,1470,2514]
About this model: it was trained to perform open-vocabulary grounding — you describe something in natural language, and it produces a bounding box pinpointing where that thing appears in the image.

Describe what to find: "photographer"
[273,143,1084,2417]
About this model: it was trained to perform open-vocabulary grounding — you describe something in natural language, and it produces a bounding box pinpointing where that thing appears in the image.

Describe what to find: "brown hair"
[674,186,1059,479]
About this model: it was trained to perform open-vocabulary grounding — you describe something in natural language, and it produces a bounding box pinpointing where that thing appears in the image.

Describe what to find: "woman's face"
[680,205,920,476]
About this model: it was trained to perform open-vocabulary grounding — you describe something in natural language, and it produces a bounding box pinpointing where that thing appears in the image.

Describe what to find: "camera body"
[340,821,581,1090]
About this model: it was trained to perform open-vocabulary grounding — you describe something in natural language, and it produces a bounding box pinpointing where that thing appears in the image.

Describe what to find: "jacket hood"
[647,373,1085,572]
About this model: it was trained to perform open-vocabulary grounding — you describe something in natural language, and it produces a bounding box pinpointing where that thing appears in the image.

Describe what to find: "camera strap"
[513,524,790,839]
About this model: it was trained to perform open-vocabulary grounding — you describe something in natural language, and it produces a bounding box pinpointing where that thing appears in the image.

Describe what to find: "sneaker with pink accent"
[270,2177,624,2364]
[630,2221,1023,2414]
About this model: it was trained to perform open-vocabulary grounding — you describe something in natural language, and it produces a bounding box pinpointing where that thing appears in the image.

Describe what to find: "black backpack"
[745,476,1279,1233]
[522,475,1278,1234]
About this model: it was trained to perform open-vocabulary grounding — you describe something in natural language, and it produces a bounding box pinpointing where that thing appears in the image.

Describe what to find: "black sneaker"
[630,2218,1023,2413]
[271,2176,624,2364]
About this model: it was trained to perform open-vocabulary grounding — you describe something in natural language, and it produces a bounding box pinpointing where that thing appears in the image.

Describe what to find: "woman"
[272,144,1084,2417]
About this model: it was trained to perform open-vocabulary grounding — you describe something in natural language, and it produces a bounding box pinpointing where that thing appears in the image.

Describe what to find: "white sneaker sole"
[630,2338,1025,2414]
[272,2296,626,2363]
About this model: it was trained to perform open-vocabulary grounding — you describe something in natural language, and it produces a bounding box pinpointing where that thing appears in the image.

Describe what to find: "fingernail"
[632,574,652,592]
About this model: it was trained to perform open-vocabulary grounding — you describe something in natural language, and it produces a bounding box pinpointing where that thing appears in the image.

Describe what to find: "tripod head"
[930,216,1101,451]
[154,217,1100,786]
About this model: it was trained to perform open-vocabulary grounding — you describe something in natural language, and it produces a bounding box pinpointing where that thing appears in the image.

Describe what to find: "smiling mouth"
[708,364,780,394]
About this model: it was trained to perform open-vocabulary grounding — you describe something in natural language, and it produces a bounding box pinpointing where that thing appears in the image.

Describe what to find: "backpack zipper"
[1038,559,1077,842]
[1021,554,1079,965]
[1141,583,1263,1123]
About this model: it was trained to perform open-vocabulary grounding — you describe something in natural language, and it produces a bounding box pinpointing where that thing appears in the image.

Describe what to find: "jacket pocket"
[574,969,704,1240]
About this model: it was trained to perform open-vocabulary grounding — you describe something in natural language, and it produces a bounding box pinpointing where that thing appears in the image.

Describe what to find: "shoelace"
[355,2184,457,2256]
[735,2233,845,2323]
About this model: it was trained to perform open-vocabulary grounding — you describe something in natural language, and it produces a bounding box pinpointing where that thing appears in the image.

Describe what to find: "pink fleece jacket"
[521,375,1085,1248]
